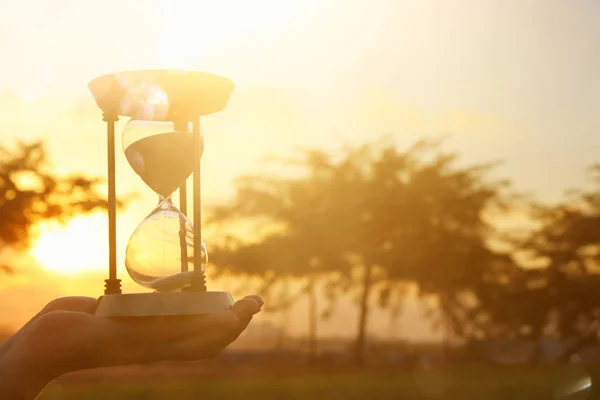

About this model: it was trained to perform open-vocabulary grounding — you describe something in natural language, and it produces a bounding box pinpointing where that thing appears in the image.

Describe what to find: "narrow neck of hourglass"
[152,194,176,213]
[157,194,173,204]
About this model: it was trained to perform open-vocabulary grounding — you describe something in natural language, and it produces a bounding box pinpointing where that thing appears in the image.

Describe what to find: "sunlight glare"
[13,63,53,103]
[31,215,108,275]
[154,0,310,67]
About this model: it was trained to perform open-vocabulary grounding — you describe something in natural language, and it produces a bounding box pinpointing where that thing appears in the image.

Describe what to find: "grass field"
[37,363,593,399]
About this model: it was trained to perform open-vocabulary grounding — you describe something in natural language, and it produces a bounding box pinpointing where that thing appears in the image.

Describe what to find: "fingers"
[243,295,265,308]
[230,295,263,330]
[6,296,98,347]
[21,311,101,375]
[27,297,98,325]
[114,295,264,364]
[0,297,97,363]
[13,294,265,376]
[60,294,265,369]
[41,297,98,314]
[195,295,264,358]
[148,298,264,362]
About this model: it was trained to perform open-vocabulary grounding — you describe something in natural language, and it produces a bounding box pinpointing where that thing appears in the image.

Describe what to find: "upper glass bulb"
[123,119,195,198]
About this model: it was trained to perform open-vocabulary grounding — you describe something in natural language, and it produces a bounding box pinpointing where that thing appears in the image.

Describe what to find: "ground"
[38,361,593,400]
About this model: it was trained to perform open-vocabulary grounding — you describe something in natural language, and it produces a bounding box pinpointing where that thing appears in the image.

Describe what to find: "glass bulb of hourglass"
[125,200,207,291]
[123,120,195,198]
[123,118,206,291]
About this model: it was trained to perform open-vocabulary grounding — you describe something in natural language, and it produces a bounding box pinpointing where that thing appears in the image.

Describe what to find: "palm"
[0,295,262,392]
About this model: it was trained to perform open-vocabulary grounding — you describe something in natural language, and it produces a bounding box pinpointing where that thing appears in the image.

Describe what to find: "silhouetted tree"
[210,138,516,365]
[455,164,600,371]
[328,139,516,363]
[481,165,600,362]
[0,140,124,272]
[209,151,352,361]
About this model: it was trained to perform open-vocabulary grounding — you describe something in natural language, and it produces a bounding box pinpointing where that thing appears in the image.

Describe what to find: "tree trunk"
[308,278,318,363]
[354,263,373,366]
[275,305,290,352]
[388,308,398,339]
[275,316,285,352]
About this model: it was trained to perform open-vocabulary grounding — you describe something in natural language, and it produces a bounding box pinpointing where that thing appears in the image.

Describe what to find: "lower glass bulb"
[125,200,207,291]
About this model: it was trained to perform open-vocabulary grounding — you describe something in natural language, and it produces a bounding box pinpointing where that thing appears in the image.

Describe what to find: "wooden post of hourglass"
[104,110,121,295]
[179,168,187,218]
[174,119,189,274]
[177,120,187,218]
[178,180,188,272]
[189,117,206,291]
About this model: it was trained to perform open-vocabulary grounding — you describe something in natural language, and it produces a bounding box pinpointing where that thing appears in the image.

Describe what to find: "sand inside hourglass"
[124,131,195,198]
[129,270,196,291]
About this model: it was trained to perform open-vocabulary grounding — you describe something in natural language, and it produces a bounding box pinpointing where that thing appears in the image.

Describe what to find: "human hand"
[0,294,262,399]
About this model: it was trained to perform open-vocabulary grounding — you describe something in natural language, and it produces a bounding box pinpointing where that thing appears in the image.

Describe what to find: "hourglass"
[88,70,235,317]
[122,118,205,292]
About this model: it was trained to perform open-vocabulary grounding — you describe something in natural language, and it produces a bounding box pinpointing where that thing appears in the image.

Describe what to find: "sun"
[30,214,109,275]
[154,0,311,67]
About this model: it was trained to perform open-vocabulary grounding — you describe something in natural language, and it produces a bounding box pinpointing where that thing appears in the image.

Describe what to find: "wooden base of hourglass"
[95,291,235,317]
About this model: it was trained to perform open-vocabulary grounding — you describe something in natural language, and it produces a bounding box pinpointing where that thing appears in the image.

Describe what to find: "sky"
[0,0,599,341]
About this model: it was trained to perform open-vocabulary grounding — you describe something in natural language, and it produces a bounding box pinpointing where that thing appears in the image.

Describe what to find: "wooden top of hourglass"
[88,70,235,120]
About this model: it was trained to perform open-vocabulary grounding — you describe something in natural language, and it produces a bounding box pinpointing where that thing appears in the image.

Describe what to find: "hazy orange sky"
[1,0,599,341]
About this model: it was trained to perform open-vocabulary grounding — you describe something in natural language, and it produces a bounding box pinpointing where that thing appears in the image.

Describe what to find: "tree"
[209,150,353,361]
[0,140,124,272]
[487,164,600,361]
[209,138,515,364]
[457,163,600,369]
[317,139,515,363]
